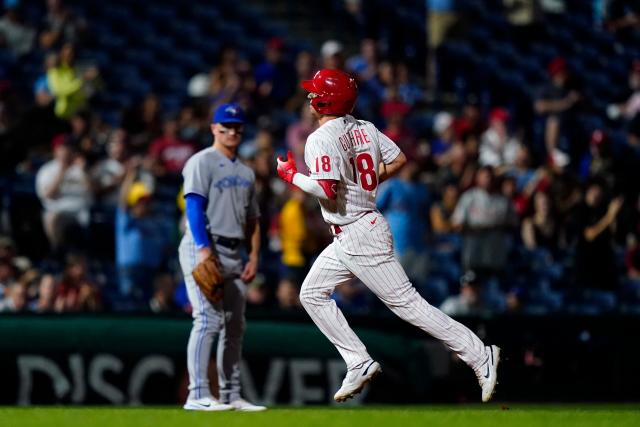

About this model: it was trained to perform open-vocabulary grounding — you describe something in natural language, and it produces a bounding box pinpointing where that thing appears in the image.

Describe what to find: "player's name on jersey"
[338,128,372,151]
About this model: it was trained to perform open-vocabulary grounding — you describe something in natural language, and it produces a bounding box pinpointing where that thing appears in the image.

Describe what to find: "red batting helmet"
[301,69,358,116]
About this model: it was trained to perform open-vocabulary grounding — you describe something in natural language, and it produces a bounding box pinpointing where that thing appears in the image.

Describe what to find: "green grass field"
[1,405,638,427]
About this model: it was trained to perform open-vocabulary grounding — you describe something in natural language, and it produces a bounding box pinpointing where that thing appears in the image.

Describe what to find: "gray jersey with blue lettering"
[182,147,259,239]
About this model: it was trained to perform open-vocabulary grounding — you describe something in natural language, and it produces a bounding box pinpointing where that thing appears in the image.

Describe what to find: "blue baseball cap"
[212,103,245,124]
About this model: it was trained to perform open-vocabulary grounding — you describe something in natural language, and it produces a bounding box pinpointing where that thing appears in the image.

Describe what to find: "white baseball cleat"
[229,398,267,412]
[476,345,501,403]
[334,360,381,402]
[183,397,234,411]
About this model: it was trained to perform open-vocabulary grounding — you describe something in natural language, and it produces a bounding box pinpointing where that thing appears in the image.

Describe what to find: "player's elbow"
[317,179,338,200]
[391,152,407,169]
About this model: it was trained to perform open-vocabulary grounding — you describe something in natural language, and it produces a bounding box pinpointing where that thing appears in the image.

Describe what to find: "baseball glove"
[192,254,224,303]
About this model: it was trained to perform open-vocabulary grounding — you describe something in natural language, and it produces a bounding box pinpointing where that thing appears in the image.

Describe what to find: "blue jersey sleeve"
[185,193,210,249]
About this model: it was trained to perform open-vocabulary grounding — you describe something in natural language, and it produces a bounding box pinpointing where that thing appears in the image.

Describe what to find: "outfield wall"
[0,313,638,405]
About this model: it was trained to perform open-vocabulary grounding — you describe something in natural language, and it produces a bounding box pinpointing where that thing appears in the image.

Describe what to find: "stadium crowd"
[1,0,640,315]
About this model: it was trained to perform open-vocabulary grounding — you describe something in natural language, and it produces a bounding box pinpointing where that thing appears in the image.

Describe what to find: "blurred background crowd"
[1,0,640,316]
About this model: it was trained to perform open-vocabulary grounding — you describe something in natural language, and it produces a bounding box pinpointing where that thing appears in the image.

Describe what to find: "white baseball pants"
[300,211,488,371]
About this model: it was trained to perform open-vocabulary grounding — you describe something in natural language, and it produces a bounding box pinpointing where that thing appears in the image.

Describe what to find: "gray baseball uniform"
[300,115,489,373]
[179,147,259,403]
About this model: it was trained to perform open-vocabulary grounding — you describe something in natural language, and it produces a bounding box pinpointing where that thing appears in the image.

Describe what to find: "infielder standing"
[276,69,500,403]
[179,103,266,411]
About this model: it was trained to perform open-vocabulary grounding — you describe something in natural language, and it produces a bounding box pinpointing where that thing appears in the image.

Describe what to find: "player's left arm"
[241,216,260,283]
[276,150,338,200]
[376,128,406,183]
[378,151,407,184]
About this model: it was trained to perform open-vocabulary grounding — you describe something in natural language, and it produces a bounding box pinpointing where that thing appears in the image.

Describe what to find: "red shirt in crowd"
[149,137,195,174]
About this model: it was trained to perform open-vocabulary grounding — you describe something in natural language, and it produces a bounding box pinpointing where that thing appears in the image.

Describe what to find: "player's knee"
[192,313,222,334]
[299,285,330,308]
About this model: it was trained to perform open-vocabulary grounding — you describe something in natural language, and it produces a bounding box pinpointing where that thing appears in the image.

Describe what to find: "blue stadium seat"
[97,34,127,52]
[147,5,175,24]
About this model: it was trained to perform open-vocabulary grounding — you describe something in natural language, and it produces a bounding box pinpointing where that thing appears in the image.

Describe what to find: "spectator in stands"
[116,158,171,310]
[30,273,57,313]
[68,110,99,163]
[521,191,559,252]
[533,57,581,167]
[35,135,92,252]
[177,105,208,147]
[254,37,294,108]
[503,0,542,50]
[149,273,178,313]
[286,51,316,112]
[246,276,269,308]
[148,116,195,180]
[39,0,86,50]
[430,182,460,235]
[0,257,16,303]
[340,0,376,40]
[279,187,308,286]
[396,62,424,106]
[440,270,485,316]
[574,180,623,291]
[276,278,301,310]
[377,160,430,281]
[47,43,99,119]
[579,130,616,188]
[320,40,345,70]
[0,282,28,312]
[432,111,455,163]
[500,175,522,217]
[452,166,517,279]
[381,90,414,155]
[91,128,127,207]
[242,126,275,162]
[0,236,15,261]
[607,60,640,122]
[605,0,640,42]
[286,105,317,168]
[368,61,395,104]
[505,145,540,194]
[626,244,640,279]
[251,149,279,248]
[122,94,163,151]
[434,140,478,192]
[347,38,379,83]
[0,3,36,57]
[33,53,58,108]
[616,129,640,204]
[204,48,254,113]
[54,254,101,312]
[426,0,459,90]
[479,107,522,169]
[453,95,485,140]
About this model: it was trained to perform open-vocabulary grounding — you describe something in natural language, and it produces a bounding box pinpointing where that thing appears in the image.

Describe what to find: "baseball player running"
[179,103,266,411]
[276,69,500,403]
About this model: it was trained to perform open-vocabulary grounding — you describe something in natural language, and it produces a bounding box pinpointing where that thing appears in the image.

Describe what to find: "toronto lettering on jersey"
[213,175,252,192]
[338,128,371,151]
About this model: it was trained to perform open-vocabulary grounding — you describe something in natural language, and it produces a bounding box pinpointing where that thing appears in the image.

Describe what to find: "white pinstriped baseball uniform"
[300,115,489,372]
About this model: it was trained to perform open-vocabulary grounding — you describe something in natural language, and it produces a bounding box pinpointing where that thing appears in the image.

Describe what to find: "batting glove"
[276,150,297,184]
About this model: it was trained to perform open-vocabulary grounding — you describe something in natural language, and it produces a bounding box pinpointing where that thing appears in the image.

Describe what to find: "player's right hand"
[197,246,213,264]
[276,150,297,184]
